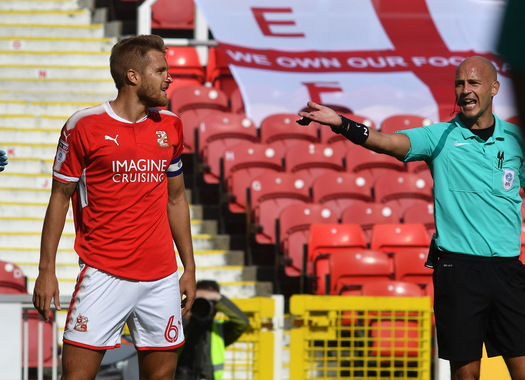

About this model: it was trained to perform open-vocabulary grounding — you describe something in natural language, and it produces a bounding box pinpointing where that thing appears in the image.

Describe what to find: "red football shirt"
[52,102,184,280]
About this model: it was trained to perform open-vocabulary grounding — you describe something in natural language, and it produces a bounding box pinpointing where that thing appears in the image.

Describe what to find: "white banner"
[194,0,515,126]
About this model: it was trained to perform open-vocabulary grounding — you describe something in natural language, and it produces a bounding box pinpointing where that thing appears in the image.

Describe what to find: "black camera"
[191,297,215,321]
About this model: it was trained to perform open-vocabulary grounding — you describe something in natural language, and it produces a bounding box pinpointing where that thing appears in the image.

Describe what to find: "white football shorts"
[63,261,185,350]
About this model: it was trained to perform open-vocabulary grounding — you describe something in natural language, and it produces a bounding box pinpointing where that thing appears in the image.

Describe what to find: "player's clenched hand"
[32,272,61,323]
[297,101,342,128]
[179,271,196,317]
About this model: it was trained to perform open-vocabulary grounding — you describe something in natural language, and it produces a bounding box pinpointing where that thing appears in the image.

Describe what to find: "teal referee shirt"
[398,113,525,257]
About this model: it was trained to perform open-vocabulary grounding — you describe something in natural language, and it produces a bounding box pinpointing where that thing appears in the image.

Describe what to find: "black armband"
[330,115,370,145]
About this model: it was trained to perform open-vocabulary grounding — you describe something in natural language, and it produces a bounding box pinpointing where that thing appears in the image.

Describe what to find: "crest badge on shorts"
[503,169,515,191]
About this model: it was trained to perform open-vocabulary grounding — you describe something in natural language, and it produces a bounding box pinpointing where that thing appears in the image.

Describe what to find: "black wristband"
[330,115,370,145]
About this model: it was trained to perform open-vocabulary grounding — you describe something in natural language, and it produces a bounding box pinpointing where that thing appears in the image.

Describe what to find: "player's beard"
[137,81,169,108]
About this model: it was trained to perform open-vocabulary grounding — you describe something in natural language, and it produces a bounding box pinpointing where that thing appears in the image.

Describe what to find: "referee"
[299,56,525,380]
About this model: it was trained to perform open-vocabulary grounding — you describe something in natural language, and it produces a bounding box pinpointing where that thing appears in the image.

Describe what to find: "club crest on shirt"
[156,131,170,147]
[503,169,515,191]
[74,314,89,332]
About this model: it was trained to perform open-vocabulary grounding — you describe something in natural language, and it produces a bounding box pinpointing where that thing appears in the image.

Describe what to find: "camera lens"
[192,297,214,319]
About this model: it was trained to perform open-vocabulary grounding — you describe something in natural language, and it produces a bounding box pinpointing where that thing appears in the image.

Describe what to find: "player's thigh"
[61,342,106,379]
[504,356,525,380]
[137,349,178,379]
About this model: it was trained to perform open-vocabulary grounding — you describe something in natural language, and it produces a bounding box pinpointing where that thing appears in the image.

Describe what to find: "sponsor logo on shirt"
[111,159,169,183]
[57,140,69,163]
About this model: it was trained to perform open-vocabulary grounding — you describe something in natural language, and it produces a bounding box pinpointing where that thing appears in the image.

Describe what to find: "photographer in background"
[175,280,249,380]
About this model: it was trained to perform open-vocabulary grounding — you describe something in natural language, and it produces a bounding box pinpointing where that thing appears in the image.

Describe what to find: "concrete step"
[0,36,115,51]
[0,9,92,25]
[0,23,106,38]
[0,91,115,104]
[0,173,54,189]
[0,77,115,92]
[0,100,101,116]
[0,140,58,160]
[0,187,52,202]
[0,127,61,144]
[0,231,230,251]
[0,50,110,65]
[0,65,112,79]
[0,248,245,267]
[0,216,218,235]
[0,114,68,128]
[0,0,81,11]
[0,200,203,220]
[0,156,53,174]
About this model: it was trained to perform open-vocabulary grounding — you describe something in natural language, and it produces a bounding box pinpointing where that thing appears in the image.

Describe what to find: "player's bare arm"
[167,174,196,316]
[298,101,411,160]
[33,179,77,322]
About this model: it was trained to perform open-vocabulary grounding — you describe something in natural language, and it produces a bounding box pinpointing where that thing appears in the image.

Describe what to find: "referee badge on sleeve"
[502,169,515,191]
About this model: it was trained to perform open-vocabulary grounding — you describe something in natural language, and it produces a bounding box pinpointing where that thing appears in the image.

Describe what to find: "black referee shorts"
[433,252,525,361]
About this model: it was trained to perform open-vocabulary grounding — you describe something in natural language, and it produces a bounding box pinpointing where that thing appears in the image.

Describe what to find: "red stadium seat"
[278,203,338,277]
[346,148,406,183]
[373,172,434,216]
[284,143,345,187]
[330,249,394,295]
[169,85,230,153]
[152,0,194,30]
[340,203,401,244]
[370,223,431,256]
[197,113,259,184]
[393,248,433,287]
[206,46,239,98]
[379,114,433,134]
[259,113,319,150]
[229,87,245,114]
[311,172,373,218]
[402,202,435,237]
[361,279,425,297]
[250,172,311,245]
[225,143,285,213]
[307,223,368,294]
[165,46,205,99]
[0,260,27,294]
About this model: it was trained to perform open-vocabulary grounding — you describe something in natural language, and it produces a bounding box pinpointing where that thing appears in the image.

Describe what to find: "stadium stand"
[329,249,394,296]
[165,46,205,99]
[225,143,285,213]
[370,223,431,257]
[340,203,401,244]
[259,113,319,150]
[196,112,259,184]
[311,171,373,219]
[373,172,434,216]
[379,114,433,133]
[169,85,230,153]
[307,223,368,294]
[276,203,338,278]
[206,46,239,98]
[283,143,345,188]
[249,171,311,245]
[345,148,406,183]
[0,260,28,294]
[151,0,195,31]
[402,202,436,237]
